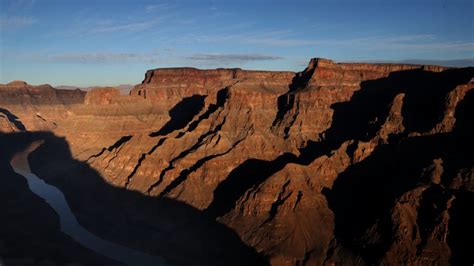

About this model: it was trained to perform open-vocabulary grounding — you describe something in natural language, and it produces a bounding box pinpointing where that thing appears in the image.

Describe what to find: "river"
[10,141,167,266]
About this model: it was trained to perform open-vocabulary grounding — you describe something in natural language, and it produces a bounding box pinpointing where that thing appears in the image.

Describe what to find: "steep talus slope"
[0,59,473,265]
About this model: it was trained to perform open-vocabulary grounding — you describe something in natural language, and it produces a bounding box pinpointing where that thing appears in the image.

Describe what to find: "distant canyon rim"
[1,57,473,265]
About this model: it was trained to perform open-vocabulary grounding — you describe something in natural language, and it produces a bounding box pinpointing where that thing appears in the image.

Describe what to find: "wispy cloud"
[380,41,474,51]
[195,31,474,52]
[186,53,284,63]
[69,11,183,37]
[145,3,172,12]
[30,52,160,64]
[0,16,36,30]
[365,58,474,67]
[199,32,435,47]
[88,20,157,34]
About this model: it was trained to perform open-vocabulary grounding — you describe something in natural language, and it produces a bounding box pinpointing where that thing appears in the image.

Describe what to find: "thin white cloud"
[70,14,175,37]
[88,20,156,34]
[366,59,474,67]
[198,32,434,46]
[380,41,474,51]
[186,53,284,63]
[0,16,36,30]
[33,52,160,63]
[23,50,284,67]
[145,3,172,12]
[195,31,474,52]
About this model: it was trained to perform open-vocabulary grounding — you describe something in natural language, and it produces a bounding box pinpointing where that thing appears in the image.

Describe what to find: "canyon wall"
[1,59,473,265]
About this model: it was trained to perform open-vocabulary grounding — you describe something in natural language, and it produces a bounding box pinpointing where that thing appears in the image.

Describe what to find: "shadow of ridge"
[205,153,298,218]
[323,133,450,263]
[323,88,474,264]
[149,94,206,137]
[445,89,474,265]
[272,60,316,127]
[207,67,474,222]
[299,67,474,164]
[3,131,268,266]
[203,67,474,263]
[0,107,27,131]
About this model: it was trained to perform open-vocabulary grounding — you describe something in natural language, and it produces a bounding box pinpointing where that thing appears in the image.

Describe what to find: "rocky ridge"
[0,58,473,265]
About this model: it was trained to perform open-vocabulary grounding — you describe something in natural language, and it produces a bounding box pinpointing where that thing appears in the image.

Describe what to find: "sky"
[0,0,473,86]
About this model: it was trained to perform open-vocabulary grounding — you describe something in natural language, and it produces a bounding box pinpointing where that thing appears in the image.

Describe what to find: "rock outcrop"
[1,58,473,265]
[0,81,85,105]
[85,87,121,105]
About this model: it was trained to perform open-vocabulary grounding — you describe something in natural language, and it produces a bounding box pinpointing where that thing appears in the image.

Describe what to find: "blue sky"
[1,0,473,86]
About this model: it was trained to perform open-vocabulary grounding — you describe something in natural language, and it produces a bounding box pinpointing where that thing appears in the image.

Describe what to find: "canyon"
[0,58,473,265]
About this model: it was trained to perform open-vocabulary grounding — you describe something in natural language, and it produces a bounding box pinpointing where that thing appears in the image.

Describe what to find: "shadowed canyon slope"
[1,58,473,265]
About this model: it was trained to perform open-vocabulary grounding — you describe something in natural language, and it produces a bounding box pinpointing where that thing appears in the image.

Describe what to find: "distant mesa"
[55,84,134,95]
[6,80,28,87]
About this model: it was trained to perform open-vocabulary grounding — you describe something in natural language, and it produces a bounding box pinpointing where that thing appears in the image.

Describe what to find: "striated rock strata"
[0,59,473,265]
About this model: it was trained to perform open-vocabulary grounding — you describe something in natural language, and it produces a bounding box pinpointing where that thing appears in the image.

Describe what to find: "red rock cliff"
[1,58,473,266]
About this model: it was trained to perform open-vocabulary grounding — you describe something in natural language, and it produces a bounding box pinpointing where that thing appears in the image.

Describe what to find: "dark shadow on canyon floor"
[0,133,116,265]
[0,131,269,266]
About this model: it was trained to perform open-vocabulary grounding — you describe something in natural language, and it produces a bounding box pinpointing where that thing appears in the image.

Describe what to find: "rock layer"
[0,58,473,265]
